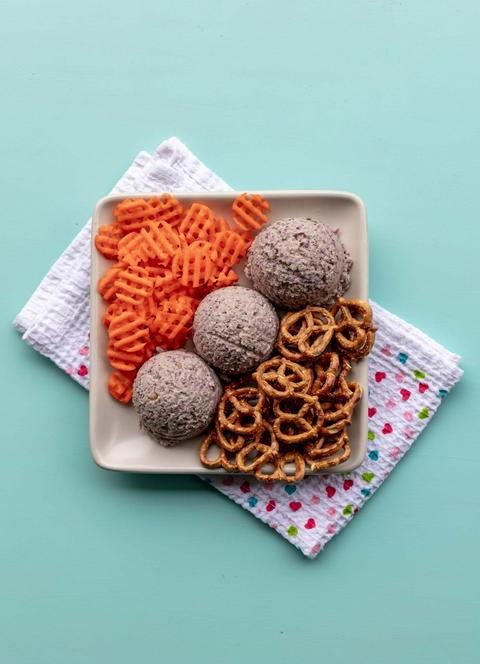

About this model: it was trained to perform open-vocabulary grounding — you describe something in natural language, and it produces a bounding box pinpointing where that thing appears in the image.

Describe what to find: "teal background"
[1,1,479,662]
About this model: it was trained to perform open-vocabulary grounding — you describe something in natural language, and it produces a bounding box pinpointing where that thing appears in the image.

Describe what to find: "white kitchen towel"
[14,137,463,558]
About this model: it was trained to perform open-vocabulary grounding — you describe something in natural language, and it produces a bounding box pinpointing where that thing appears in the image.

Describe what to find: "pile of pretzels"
[199,298,376,482]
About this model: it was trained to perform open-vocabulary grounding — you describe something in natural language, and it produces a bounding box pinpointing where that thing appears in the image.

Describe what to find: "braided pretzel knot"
[232,193,270,231]
[255,356,313,398]
[272,393,324,444]
[331,298,376,360]
[277,307,336,361]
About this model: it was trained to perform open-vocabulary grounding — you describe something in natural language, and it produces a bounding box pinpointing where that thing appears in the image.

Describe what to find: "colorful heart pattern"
[211,340,452,557]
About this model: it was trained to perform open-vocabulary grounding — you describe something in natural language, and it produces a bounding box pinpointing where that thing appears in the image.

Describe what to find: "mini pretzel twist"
[217,385,265,435]
[331,298,377,361]
[277,307,336,361]
[272,393,324,444]
[255,356,313,399]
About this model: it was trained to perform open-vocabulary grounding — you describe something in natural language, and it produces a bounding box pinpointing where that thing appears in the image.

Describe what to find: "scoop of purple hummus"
[193,286,279,375]
[245,217,352,308]
[132,350,221,446]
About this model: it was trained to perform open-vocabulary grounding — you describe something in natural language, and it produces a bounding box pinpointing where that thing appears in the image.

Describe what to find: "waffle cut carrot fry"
[151,295,198,349]
[108,370,136,404]
[232,193,270,232]
[109,310,150,353]
[115,265,153,305]
[148,194,183,227]
[213,230,252,268]
[172,240,215,288]
[117,231,150,266]
[179,203,215,243]
[103,299,133,328]
[212,266,239,288]
[107,343,144,372]
[98,263,126,302]
[113,198,157,233]
[140,221,181,263]
[95,224,123,260]
[206,216,230,243]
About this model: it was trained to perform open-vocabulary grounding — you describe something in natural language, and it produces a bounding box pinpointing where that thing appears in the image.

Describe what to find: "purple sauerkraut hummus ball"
[193,286,279,375]
[132,350,221,446]
[245,217,352,308]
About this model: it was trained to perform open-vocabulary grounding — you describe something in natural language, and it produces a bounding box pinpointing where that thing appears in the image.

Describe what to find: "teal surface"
[1,1,479,662]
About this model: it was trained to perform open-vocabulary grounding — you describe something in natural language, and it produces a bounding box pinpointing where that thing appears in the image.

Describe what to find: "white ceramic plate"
[90,191,368,474]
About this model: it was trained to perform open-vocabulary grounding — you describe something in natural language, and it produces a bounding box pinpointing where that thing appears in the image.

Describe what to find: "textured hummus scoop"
[132,350,221,446]
[245,217,352,308]
[193,286,279,375]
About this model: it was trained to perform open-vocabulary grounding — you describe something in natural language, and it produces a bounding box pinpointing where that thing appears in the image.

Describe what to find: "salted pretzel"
[217,386,265,435]
[275,451,306,484]
[232,193,270,232]
[235,424,279,473]
[277,307,336,361]
[307,440,351,471]
[305,428,349,460]
[272,393,323,444]
[255,356,313,399]
[331,298,376,361]
[310,352,341,397]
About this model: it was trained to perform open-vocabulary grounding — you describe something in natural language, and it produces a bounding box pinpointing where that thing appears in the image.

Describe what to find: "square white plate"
[90,191,368,474]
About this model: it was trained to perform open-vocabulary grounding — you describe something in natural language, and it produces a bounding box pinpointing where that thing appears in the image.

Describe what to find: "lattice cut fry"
[109,310,150,353]
[115,265,154,305]
[178,203,215,243]
[232,192,270,231]
[148,194,183,227]
[212,266,239,288]
[95,224,123,260]
[107,343,144,372]
[206,216,230,243]
[108,370,136,404]
[103,299,133,327]
[140,221,181,262]
[172,240,214,288]
[213,230,252,268]
[117,231,151,266]
[98,263,126,302]
[151,295,198,349]
[113,198,157,233]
